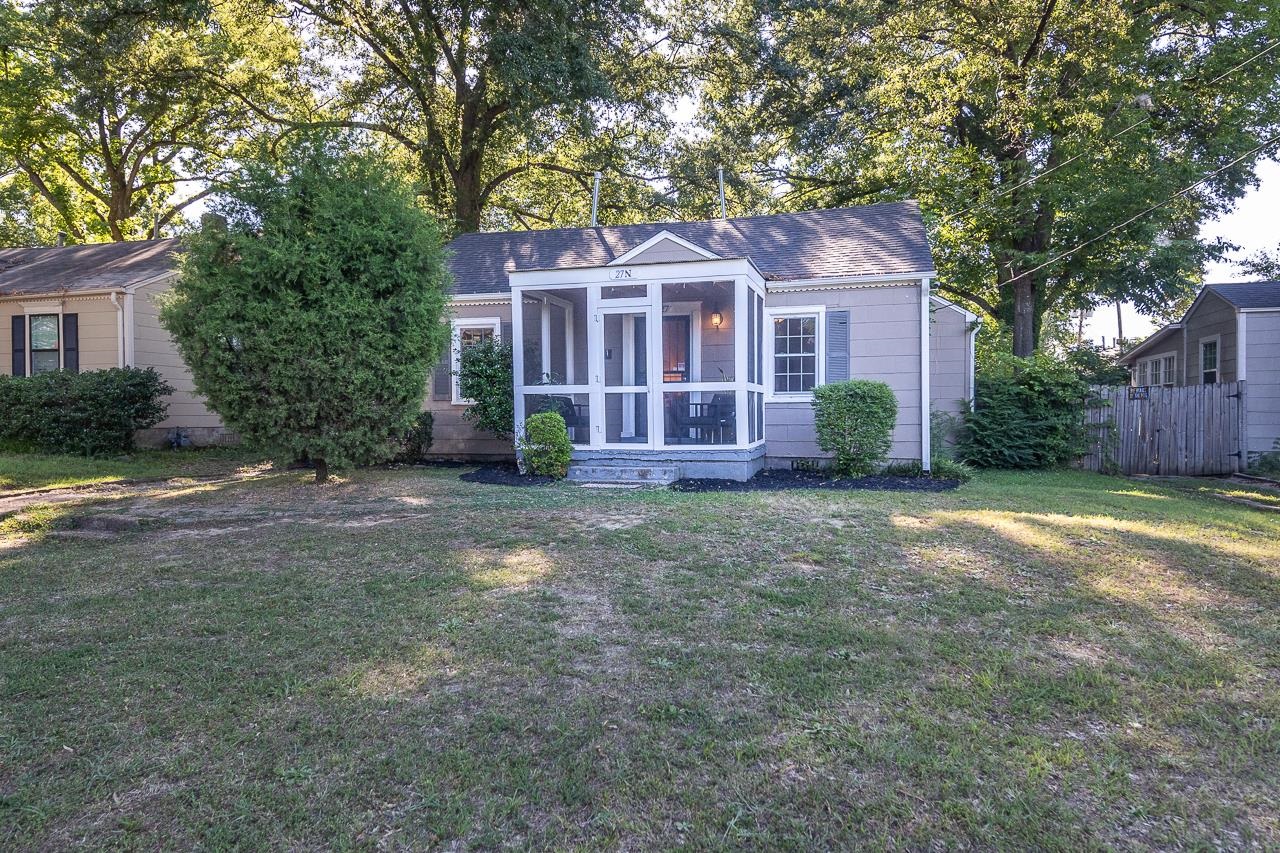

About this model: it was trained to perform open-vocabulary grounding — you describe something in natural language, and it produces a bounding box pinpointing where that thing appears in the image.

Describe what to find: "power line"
[941,38,1280,224]
[1000,131,1280,287]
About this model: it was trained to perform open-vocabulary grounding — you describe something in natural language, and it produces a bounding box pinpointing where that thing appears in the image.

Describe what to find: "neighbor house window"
[1135,352,1177,387]
[1163,355,1176,385]
[1200,338,1219,384]
[452,318,501,404]
[29,314,60,374]
[766,307,825,397]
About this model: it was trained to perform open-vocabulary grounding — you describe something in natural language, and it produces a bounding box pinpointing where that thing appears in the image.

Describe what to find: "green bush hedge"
[0,368,172,456]
[812,380,898,476]
[519,412,572,478]
[396,411,434,463]
[958,353,1089,469]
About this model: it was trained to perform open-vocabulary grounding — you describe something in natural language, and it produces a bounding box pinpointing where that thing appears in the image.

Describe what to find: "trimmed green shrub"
[930,456,975,482]
[160,135,450,483]
[458,338,515,439]
[396,411,434,462]
[519,412,572,478]
[0,368,171,455]
[958,353,1089,469]
[812,380,898,477]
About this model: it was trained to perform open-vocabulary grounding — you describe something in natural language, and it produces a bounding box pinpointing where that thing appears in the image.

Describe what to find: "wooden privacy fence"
[1082,382,1247,476]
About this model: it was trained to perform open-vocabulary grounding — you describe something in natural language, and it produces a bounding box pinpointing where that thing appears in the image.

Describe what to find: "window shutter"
[431,353,451,401]
[10,315,24,376]
[62,313,79,373]
[826,310,849,382]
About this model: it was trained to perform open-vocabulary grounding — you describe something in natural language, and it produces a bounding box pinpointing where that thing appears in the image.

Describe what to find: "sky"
[1081,157,1279,346]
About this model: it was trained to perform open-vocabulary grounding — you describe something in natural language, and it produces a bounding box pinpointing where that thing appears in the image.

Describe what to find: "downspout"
[920,277,931,472]
[110,292,125,368]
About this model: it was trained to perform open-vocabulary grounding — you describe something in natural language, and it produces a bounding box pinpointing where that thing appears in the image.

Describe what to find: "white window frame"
[1199,334,1220,385]
[451,317,502,405]
[1137,350,1177,387]
[764,305,826,401]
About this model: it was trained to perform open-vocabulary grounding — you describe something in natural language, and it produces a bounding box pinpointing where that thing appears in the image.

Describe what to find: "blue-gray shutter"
[826,310,849,382]
[431,351,451,401]
[10,315,24,376]
[62,313,79,373]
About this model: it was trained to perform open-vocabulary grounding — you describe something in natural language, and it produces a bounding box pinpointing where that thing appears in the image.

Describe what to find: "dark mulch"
[459,464,557,487]
[671,468,961,493]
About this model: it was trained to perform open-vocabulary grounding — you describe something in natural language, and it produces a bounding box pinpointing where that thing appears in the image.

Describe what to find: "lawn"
[1,468,1277,849]
[0,447,271,494]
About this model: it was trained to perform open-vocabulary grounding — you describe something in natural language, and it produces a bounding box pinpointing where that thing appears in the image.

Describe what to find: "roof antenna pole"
[590,171,601,228]
[717,165,727,219]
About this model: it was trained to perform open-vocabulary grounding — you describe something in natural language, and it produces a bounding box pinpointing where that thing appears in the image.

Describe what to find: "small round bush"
[519,412,572,478]
[812,380,898,476]
[458,338,515,439]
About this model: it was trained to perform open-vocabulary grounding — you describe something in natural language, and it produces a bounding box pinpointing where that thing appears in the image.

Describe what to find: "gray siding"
[1245,310,1280,457]
[425,301,515,459]
[1183,291,1238,384]
[765,284,925,464]
[930,303,971,421]
[625,238,710,265]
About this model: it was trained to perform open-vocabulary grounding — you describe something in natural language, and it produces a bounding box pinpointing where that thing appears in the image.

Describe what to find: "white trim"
[509,257,766,289]
[1132,349,1178,387]
[1237,313,1248,382]
[21,306,64,374]
[1198,334,1221,385]
[763,304,826,402]
[123,291,135,367]
[930,294,979,323]
[451,317,502,405]
[1238,307,1280,313]
[768,270,938,292]
[110,292,125,368]
[607,231,721,265]
[920,278,931,472]
[966,322,979,405]
[450,293,512,306]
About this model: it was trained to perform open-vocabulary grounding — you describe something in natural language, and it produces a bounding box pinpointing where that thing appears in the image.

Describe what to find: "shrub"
[930,456,975,482]
[160,135,450,483]
[396,411,434,463]
[1252,439,1280,476]
[0,368,171,455]
[812,380,898,477]
[519,412,572,478]
[958,353,1089,469]
[458,338,515,439]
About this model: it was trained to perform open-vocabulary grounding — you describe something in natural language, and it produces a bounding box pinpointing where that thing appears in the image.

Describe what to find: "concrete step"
[566,463,681,486]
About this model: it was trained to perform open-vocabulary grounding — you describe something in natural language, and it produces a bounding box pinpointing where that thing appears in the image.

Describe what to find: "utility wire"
[941,38,1280,224]
[1000,131,1280,287]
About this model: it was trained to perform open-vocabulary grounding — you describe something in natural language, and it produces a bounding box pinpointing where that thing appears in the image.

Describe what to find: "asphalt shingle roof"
[444,201,934,295]
[0,238,180,297]
[1205,281,1280,310]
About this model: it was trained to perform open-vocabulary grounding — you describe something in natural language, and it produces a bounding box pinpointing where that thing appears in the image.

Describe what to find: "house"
[426,201,978,480]
[0,239,226,446]
[1117,281,1280,460]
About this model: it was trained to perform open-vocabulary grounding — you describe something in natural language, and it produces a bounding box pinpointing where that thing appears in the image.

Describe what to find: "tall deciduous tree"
[686,0,1280,354]
[0,0,302,243]
[160,135,451,483]
[273,0,677,232]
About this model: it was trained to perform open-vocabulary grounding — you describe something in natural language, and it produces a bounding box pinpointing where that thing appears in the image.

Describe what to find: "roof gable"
[608,231,719,265]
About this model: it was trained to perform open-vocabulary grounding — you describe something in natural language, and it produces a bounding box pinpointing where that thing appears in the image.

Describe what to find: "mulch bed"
[670,468,962,493]
[459,464,557,487]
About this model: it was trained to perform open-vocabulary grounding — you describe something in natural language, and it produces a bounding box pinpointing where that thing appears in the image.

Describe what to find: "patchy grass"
[1,468,1277,848]
[0,447,271,494]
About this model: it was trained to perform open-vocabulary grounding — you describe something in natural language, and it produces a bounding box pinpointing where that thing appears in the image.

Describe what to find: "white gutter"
[920,277,931,472]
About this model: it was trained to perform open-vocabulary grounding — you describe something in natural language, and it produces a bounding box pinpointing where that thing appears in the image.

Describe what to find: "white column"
[511,288,525,438]
[734,276,749,449]
[920,277,932,472]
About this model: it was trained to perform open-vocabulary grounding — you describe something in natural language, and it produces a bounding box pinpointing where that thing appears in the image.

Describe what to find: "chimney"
[717,165,727,219]
[590,171,601,228]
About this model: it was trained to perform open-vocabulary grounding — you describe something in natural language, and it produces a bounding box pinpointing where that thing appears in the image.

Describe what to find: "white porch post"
[511,286,525,440]
[735,275,749,449]
[920,276,931,472]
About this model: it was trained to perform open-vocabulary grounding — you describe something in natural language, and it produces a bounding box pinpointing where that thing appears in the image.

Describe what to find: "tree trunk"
[1012,278,1037,356]
[313,458,329,484]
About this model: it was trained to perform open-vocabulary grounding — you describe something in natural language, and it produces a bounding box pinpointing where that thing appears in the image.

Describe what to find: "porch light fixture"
[710,311,723,328]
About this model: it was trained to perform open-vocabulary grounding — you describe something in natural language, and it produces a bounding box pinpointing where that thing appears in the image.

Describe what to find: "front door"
[593,304,655,448]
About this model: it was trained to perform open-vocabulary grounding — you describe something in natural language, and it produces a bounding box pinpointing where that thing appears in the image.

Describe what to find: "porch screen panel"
[524,393,591,445]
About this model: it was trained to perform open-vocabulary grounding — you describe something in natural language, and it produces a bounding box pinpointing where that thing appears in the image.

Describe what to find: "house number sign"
[610,268,633,279]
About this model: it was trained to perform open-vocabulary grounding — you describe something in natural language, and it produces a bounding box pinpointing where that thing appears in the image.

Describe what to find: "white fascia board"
[767,270,938,292]
[929,294,979,322]
[607,230,720,265]
[123,270,179,293]
[509,257,765,288]
[450,292,512,306]
[1238,307,1280,313]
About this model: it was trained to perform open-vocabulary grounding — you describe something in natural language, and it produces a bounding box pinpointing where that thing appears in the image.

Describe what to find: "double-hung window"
[29,314,61,374]
[766,306,825,398]
[1200,338,1219,384]
[451,318,501,404]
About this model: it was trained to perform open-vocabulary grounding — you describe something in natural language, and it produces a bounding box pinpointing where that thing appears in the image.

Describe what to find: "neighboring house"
[1118,281,1280,460]
[427,201,978,480]
[0,239,226,446]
